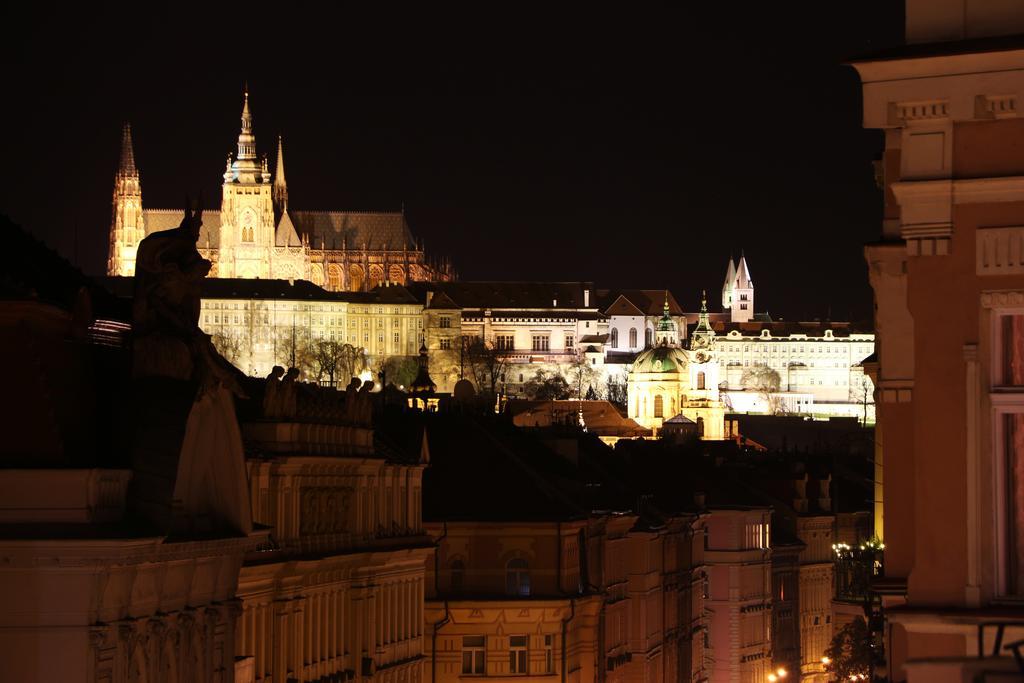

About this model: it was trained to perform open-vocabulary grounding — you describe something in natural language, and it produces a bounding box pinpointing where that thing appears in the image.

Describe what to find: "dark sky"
[2,6,903,321]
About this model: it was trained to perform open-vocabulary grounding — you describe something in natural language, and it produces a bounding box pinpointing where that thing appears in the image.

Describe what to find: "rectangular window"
[565,334,575,350]
[439,316,452,329]
[496,334,515,351]
[509,635,528,674]
[440,338,452,350]
[532,335,550,352]
[462,635,485,674]
[393,332,400,344]
[544,635,554,673]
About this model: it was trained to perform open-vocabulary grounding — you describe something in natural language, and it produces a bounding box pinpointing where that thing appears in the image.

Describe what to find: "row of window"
[462,635,553,675]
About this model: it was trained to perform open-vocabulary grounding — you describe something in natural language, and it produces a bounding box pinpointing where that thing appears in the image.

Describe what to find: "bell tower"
[108,123,145,276]
[219,87,275,278]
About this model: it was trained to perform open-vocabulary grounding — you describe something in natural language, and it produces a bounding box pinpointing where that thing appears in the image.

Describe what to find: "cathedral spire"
[237,87,256,161]
[119,122,137,176]
[273,135,288,211]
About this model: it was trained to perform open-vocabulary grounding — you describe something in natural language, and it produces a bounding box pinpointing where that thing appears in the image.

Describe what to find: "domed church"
[627,293,727,439]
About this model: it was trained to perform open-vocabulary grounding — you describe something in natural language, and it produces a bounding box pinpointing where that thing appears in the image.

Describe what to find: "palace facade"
[107,91,454,289]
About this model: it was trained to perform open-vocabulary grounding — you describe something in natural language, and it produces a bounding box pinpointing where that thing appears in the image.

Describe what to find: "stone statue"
[280,367,300,419]
[344,378,362,423]
[263,366,284,418]
[357,380,375,425]
[130,197,252,536]
[132,196,244,398]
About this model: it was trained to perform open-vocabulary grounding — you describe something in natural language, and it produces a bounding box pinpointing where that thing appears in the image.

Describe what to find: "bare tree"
[741,365,786,415]
[464,338,511,398]
[211,330,244,368]
[312,340,346,387]
[566,353,599,400]
[275,324,314,377]
[606,374,627,408]
[338,343,367,384]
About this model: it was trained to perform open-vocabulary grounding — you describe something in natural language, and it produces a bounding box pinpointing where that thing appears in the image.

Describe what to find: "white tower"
[108,123,145,276]
[219,87,275,279]
[721,257,736,311]
[731,254,754,322]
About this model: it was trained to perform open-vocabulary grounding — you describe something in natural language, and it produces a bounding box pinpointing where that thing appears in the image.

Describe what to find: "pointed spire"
[274,135,287,187]
[119,122,137,176]
[721,256,737,311]
[736,253,753,289]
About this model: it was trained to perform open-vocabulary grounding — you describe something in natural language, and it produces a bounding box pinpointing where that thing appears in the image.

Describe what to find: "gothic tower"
[731,254,754,322]
[108,123,145,276]
[219,88,275,278]
[273,135,288,216]
[721,256,736,311]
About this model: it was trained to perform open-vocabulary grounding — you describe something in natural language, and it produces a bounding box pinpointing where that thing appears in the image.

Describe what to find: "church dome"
[632,344,689,374]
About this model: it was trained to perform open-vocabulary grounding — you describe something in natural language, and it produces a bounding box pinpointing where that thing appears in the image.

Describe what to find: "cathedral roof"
[275,211,302,247]
[631,344,689,374]
[290,211,415,250]
[142,209,416,253]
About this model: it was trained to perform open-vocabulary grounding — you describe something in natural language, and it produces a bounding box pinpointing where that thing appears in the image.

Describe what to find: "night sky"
[2,6,903,321]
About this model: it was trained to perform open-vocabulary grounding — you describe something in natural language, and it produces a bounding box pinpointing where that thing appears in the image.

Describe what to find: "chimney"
[584,289,590,307]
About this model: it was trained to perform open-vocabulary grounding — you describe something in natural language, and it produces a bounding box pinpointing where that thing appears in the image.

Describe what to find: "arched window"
[450,559,465,594]
[645,328,653,347]
[654,394,664,418]
[610,328,619,348]
[629,327,638,348]
[697,371,706,390]
[506,558,531,596]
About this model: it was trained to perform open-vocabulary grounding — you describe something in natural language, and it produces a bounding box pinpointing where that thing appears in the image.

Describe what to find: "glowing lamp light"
[776,668,788,678]
[821,656,831,665]
[767,675,777,682]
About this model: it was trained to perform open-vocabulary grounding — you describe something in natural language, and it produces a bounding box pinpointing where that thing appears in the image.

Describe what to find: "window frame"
[461,635,486,675]
[989,303,1024,598]
[509,635,529,675]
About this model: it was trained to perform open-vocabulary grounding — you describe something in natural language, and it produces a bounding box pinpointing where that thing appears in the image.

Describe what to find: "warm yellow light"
[767,675,777,682]
[821,656,831,665]
[776,668,788,678]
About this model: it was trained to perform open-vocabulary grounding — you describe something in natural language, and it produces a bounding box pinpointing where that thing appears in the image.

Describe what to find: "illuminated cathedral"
[107,89,454,290]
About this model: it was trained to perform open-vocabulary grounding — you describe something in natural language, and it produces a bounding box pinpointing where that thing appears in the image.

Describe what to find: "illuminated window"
[697,371,706,390]
[506,558,531,596]
[462,635,485,675]
[654,394,664,418]
[509,635,528,674]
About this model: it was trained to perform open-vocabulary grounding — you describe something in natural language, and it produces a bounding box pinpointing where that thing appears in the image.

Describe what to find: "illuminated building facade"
[626,295,728,438]
[852,2,1024,679]
[234,379,432,683]
[107,92,454,288]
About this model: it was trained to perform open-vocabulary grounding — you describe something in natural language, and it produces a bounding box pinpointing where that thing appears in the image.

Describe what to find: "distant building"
[626,294,728,438]
[107,91,454,288]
